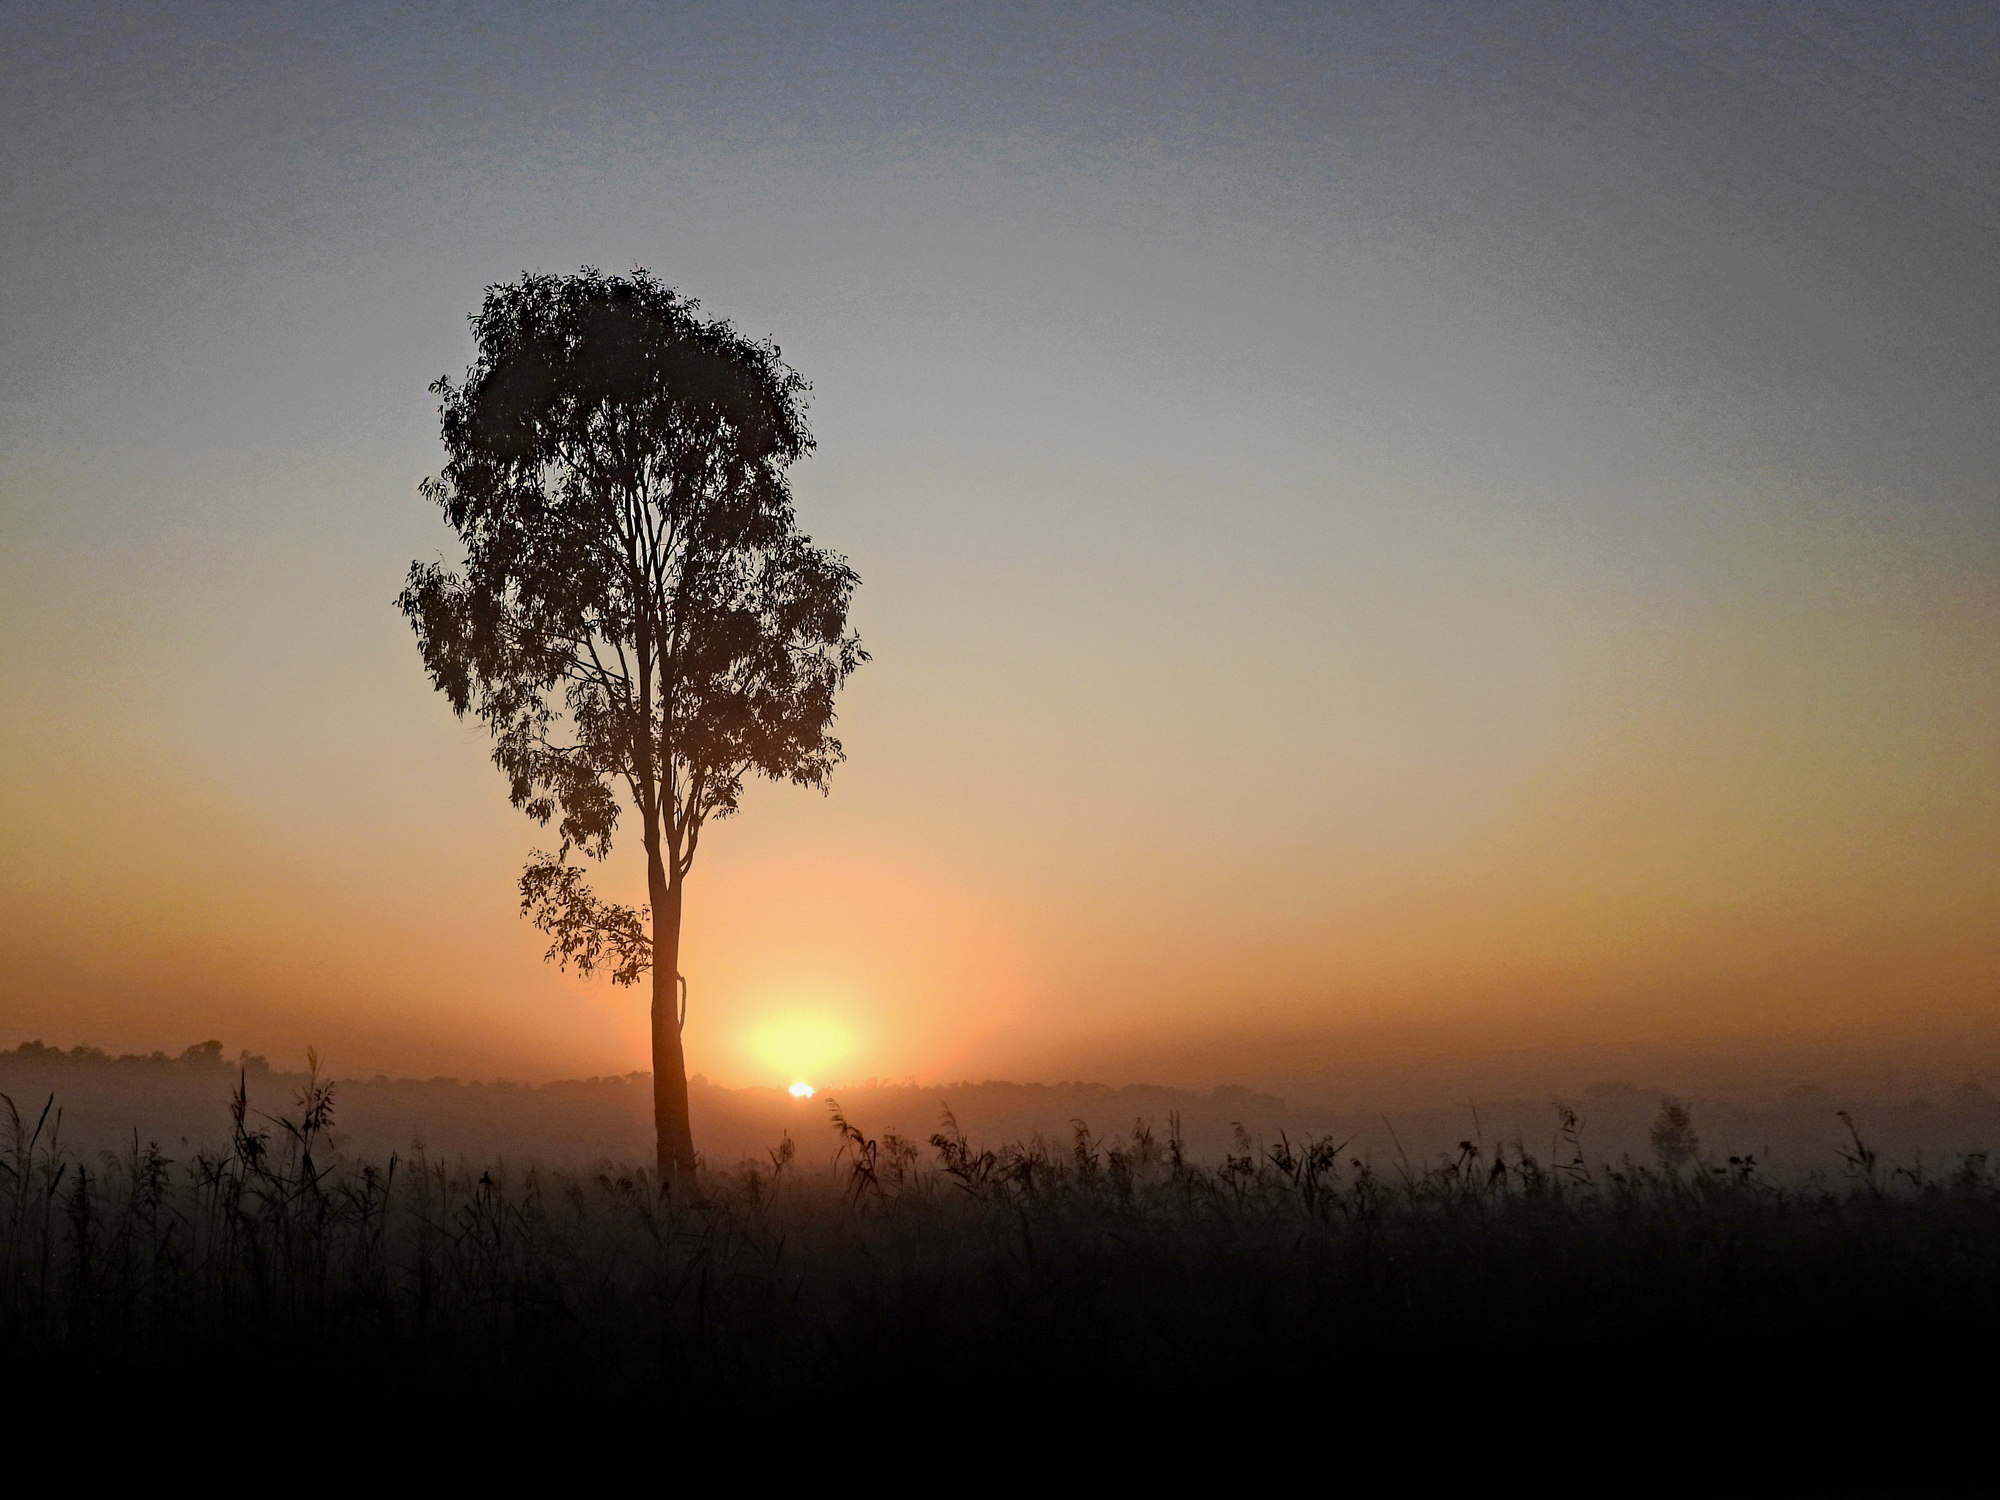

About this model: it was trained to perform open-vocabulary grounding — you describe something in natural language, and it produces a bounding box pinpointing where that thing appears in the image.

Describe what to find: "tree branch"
[519,852,652,986]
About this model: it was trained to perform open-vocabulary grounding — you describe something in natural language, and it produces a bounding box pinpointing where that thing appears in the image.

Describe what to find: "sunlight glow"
[789,1082,815,1099]
[750,1013,854,1085]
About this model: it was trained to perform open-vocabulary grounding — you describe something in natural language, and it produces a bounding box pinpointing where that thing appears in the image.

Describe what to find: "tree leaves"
[398,267,866,965]
[519,852,652,988]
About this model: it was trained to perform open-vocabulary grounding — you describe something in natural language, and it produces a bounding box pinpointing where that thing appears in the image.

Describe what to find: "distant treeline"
[9,1039,259,1068]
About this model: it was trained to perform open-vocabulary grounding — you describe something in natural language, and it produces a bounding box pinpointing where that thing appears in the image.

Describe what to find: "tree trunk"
[649,858,696,1177]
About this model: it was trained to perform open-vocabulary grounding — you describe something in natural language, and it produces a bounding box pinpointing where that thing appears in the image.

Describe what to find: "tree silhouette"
[400,269,864,1173]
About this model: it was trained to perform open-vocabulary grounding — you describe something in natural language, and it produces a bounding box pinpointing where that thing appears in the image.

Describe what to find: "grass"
[3,1060,1996,1466]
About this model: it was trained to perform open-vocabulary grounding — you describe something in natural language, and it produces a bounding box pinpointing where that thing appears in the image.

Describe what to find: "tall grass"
[4,1064,1997,1430]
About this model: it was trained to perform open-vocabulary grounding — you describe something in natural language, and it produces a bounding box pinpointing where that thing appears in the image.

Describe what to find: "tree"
[399,269,865,1174]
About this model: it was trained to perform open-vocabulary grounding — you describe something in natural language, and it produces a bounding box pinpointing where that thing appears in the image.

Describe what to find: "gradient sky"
[3,2,1996,1102]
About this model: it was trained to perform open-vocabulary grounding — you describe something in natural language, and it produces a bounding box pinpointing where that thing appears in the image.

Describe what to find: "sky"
[2,1,1996,1104]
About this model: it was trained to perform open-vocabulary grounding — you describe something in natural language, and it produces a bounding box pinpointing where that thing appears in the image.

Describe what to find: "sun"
[789,1082,816,1099]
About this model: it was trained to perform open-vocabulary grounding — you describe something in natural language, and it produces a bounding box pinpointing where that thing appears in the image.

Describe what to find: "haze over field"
[3,3,1996,1106]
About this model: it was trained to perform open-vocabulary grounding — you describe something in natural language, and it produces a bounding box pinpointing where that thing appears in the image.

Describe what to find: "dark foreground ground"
[3,1061,1996,1483]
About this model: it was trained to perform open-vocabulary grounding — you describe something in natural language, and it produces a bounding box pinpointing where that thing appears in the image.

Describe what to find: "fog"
[8,1041,1993,1186]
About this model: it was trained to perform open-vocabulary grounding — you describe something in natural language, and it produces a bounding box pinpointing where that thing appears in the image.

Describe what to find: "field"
[3,1059,1995,1476]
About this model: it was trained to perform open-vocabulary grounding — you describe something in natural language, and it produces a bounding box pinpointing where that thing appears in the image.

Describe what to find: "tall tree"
[399,269,865,1174]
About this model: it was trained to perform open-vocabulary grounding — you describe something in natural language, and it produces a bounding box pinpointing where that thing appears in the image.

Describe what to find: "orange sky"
[3,5,1996,1103]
